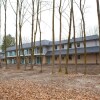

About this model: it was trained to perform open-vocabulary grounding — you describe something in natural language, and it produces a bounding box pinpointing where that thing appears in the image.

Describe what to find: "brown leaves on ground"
[0,68,100,100]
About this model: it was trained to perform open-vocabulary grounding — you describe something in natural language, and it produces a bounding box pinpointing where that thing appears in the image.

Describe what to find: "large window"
[24,49,28,55]
[7,52,10,56]
[12,51,16,56]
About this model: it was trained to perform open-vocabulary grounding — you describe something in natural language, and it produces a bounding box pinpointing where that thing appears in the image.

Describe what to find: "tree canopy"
[1,34,15,51]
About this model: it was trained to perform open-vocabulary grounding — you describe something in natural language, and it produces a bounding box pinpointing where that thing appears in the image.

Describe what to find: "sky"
[0,0,99,45]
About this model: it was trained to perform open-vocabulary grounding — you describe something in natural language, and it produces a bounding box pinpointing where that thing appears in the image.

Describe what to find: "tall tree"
[31,0,35,69]
[9,0,29,69]
[72,2,77,73]
[80,0,87,74]
[96,0,100,65]
[2,0,7,68]
[52,0,55,74]
[65,0,73,74]
[16,0,19,69]
[18,0,23,69]
[18,0,28,69]
[38,1,42,72]
[58,0,62,72]
[31,0,39,70]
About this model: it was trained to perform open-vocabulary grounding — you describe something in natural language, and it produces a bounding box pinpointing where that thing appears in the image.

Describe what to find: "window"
[77,43,80,47]
[7,52,10,56]
[12,51,16,56]
[24,49,28,55]
[55,45,57,49]
[77,55,80,59]
[55,57,57,60]
[69,55,72,60]
[69,43,72,48]
[62,45,64,49]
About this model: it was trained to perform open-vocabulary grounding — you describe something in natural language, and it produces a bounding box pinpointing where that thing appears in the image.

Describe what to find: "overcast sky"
[0,0,99,44]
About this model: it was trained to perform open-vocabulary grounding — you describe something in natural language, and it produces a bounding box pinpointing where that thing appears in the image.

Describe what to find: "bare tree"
[58,0,62,72]
[38,1,43,73]
[18,0,29,69]
[16,0,19,69]
[72,3,77,73]
[52,0,55,74]
[31,0,39,70]
[96,0,100,65]
[80,0,87,74]
[30,0,35,69]
[9,0,19,69]
[65,0,73,74]
[18,0,24,69]
[2,0,7,68]
[9,0,30,69]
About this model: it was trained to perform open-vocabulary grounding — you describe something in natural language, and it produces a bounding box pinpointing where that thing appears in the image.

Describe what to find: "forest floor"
[0,64,100,100]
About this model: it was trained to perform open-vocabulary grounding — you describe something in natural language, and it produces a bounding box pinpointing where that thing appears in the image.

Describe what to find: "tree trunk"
[52,0,55,74]
[96,0,100,65]
[80,0,87,74]
[18,0,25,69]
[65,0,73,74]
[73,9,77,74]
[4,0,7,68]
[32,0,39,69]
[16,0,19,69]
[31,0,34,69]
[58,0,62,72]
[38,1,42,73]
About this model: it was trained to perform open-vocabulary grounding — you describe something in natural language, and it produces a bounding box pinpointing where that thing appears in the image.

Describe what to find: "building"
[0,35,100,65]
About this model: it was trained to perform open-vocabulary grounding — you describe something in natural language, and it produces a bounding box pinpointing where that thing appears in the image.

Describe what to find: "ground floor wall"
[2,53,100,65]
[46,53,100,64]
[5,56,47,65]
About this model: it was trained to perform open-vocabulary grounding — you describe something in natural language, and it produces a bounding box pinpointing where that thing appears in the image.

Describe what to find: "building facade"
[0,35,100,65]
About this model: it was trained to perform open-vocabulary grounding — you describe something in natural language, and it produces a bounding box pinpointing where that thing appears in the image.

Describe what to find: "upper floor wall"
[6,35,99,57]
[48,40,99,51]
[6,46,48,57]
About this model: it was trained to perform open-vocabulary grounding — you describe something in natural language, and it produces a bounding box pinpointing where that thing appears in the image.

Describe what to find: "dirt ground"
[0,64,100,100]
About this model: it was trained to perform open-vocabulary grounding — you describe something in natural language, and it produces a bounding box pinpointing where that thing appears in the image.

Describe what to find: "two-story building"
[1,35,100,65]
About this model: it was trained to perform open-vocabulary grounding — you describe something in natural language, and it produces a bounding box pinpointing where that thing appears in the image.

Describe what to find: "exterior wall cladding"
[1,35,100,65]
